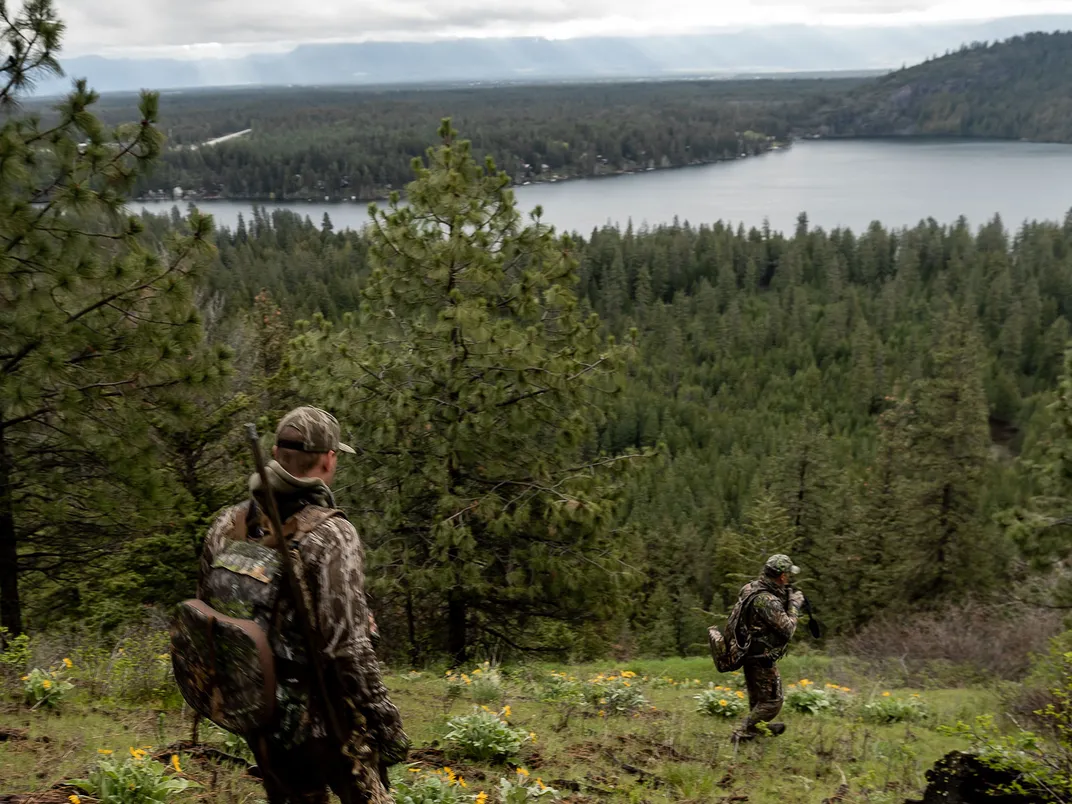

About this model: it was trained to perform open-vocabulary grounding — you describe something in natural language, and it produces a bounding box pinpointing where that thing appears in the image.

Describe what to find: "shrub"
[393,768,473,804]
[695,687,748,718]
[444,708,528,762]
[580,672,647,716]
[784,680,853,715]
[943,649,1072,801]
[445,662,504,705]
[862,692,929,724]
[498,771,560,803]
[0,628,31,679]
[23,664,74,709]
[72,748,199,804]
[846,602,1062,682]
[536,671,583,704]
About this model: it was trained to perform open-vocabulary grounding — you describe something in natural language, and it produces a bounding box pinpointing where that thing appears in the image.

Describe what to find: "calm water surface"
[137,139,1072,236]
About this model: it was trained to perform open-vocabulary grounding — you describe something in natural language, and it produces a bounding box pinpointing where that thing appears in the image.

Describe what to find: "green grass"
[1,657,995,804]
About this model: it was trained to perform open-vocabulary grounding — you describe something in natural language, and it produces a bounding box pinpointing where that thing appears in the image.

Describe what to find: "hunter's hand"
[788,589,805,613]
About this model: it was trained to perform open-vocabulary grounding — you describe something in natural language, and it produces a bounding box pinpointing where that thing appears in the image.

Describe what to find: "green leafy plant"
[498,771,561,803]
[862,692,929,724]
[581,672,647,716]
[72,749,199,803]
[392,768,475,804]
[22,666,74,709]
[444,708,528,762]
[695,687,748,718]
[0,628,31,676]
[784,681,851,715]
[537,671,583,704]
[469,663,505,705]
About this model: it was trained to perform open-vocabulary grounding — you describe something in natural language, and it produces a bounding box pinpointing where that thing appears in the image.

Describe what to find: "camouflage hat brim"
[790,564,801,575]
[337,442,356,455]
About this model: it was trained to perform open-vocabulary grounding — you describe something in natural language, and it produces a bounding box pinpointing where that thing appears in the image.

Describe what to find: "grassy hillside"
[811,31,1072,141]
[1,644,998,804]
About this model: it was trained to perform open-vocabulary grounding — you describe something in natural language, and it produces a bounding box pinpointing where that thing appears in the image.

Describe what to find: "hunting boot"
[768,723,786,736]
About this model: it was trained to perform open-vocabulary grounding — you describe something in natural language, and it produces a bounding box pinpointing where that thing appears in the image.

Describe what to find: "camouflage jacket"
[199,496,407,758]
[735,578,800,663]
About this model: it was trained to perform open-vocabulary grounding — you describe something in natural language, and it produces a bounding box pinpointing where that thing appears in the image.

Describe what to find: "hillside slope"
[812,31,1072,141]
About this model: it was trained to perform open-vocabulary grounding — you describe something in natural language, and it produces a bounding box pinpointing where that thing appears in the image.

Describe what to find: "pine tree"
[292,120,646,663]
[0,1,222,634]
[897,306,995,604]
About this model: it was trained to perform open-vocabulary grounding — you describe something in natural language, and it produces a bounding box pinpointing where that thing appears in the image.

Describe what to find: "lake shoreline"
[136,139,1072,237]
[137,142,791,208]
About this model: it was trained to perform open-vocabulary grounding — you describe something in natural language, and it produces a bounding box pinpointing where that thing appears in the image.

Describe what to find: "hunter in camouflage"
[731,554,804,743]
[198,406,407,804]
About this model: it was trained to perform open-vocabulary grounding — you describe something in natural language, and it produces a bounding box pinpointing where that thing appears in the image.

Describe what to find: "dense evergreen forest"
[813,31,1072,140]
[115,201,1071,664]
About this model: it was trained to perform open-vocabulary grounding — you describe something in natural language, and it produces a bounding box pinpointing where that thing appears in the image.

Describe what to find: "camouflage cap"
[765,554,800,576]
[275,406,355,455]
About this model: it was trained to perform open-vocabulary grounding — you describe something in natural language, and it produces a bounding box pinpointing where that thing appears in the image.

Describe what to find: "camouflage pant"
[736,659,783,736]
[250,736,393,804]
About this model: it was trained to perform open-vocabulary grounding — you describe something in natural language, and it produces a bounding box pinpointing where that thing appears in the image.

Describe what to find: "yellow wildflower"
[882,691,891,697]
[598,710,606,717]
[517,767,530,777]
[41,679,52,690]
[911,693,921,698]
[458,778,467,788]
[68,796,80,804]
[694,679,701,684]
[20,675,28,681]
[129,747,147,760]
[623,681,631,687]
[443,766,455,782]
[799,679,812,686]
[719,699,728,707]
[408,768,421,773]
[97,749,113,755]
[736,691,745,699]
[528,731,537,742]
[502,705,512,718]
[476,793,488,804]
[63,658,73,669]
[536,779,547,790]
[621,670,636,678]
[171,755,181,773]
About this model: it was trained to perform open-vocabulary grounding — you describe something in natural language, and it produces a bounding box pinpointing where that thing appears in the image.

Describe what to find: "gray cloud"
[49,0,1072,56]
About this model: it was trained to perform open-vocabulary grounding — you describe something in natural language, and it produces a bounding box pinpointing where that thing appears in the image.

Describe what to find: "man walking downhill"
[198,406,408,803]
[731,554,804,743]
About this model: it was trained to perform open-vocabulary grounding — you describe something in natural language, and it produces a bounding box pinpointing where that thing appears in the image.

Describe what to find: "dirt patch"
[408,746,448,765]
[612,733,699,763]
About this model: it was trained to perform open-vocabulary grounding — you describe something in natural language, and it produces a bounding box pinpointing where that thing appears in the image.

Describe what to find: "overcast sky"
[53,0,1072,58]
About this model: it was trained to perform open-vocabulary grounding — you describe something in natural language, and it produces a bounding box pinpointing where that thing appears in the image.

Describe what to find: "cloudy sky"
[54,0,1072,58]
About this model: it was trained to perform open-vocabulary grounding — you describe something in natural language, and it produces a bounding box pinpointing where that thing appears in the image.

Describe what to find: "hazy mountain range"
[35,15,1072,95]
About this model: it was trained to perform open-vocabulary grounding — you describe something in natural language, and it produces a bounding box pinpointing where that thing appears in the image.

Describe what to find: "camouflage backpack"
[170,501,344,736]
[707,587,768,673]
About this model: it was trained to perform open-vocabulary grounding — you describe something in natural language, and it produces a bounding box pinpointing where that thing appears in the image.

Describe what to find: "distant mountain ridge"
[35,15,1072,95]
[813,30,1072,142]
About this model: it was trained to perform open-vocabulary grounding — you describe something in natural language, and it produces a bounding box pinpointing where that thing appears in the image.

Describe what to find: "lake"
[137,139,1072,236]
